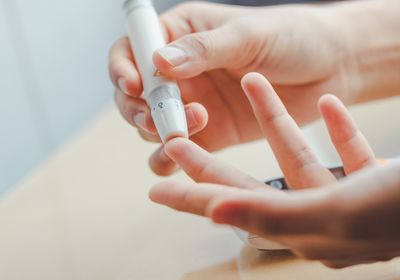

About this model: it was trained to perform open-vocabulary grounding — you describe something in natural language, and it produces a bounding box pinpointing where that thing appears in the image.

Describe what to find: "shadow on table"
[182,246,400,280]
[180,247,296,280]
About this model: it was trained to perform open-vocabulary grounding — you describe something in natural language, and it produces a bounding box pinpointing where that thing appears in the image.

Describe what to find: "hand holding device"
[123,0,188,143]
[111,2,366,175]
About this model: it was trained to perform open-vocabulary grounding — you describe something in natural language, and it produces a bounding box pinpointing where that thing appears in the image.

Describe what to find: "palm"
[178,70,261,152]
[178,63,350,153]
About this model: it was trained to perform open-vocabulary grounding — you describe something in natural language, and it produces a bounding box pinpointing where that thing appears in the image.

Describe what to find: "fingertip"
[318,94,342,112]
[153,55,196,80]
[319,93,339,104]
[153,50,175,73]
[318,94,349,125]
[164,137,189,155]
[149,180,181,204]
[149,147,179,176]
[241,72,270,94]
[123,72,143,97]
[109,38,143,97]
[112,66,143,97]
[241,72,265,83]
[143,112,158,134]
[149,181,169,203]
[241,73,277,110]
[185,102,208,135]
[164,138,199,167]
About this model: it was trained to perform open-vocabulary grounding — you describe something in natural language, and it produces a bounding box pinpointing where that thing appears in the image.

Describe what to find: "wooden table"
[1,106,399,280]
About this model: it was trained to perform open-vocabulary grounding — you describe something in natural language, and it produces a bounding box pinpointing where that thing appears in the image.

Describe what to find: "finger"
[160,2,243,43]
[208,187,334,237]
[138,129,160,143]
[115,88,208,136]
[149,180,250,216]
[149,146,179,176]
[164,138,268,189]
[109,37,143,97]
[153,22,255,79]
[241,73,336,189]
[114,89,156,134]
[318,94,376,174]
[149,104,209,176]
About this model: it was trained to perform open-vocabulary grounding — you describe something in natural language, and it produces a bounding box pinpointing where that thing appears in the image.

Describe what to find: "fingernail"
[185,107,198,129]
[157,46,188,67]
[159,148,171,163]
[133,112,148,131]
[118,78,129,94]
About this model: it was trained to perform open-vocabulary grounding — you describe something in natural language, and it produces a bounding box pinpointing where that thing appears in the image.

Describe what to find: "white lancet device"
[123,0,188,143]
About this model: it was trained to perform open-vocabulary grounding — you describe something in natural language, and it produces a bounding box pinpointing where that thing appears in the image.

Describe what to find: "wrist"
[330,0,400,103]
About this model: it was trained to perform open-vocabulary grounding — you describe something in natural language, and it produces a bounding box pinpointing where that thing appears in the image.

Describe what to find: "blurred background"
[0,0,399,196]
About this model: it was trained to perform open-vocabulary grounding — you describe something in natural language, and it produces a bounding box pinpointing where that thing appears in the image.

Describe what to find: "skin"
[110,0,400,175]
[149,73,400,269]
[110,1,372,175]
[108,0,400,269]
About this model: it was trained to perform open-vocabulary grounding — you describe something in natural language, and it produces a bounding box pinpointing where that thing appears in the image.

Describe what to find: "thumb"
[153,24,250,79]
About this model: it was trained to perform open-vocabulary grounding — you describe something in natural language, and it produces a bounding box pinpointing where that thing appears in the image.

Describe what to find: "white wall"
[0,0,127,194]
[0,3,45,193]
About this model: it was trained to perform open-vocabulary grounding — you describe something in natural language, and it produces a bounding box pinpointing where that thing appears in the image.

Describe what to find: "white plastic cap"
[123,0,152,15]
[148,84,188,143]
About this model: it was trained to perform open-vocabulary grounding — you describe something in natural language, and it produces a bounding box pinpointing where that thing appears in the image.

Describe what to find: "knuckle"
[183,33,212,60]
[289,145,319,170]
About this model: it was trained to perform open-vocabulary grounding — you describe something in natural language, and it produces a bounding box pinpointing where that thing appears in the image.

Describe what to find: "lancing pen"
[123,0,188,143]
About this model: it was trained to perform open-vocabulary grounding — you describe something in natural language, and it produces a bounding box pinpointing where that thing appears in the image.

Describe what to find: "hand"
[148,73,400,268]
[109,2,361,175]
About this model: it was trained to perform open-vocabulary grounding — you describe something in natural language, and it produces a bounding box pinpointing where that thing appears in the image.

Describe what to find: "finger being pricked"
[148,105,209,176]
[241,72,336,189]
[163,138,270,190]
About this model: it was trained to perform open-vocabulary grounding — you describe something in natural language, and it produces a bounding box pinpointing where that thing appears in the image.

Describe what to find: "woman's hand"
[109,1,361,175]
[148,73,400,268]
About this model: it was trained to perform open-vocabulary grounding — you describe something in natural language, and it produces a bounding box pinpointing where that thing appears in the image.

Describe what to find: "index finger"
[109,37,143,97]
[164,138,269,189]
[241,73,336,189]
